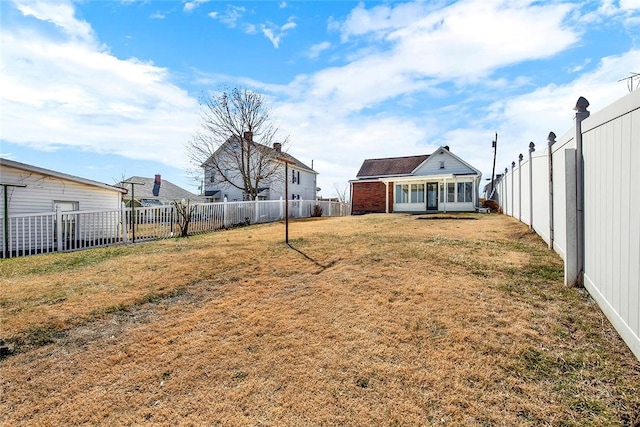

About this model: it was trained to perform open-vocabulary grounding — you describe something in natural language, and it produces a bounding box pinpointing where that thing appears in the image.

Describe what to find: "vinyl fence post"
[255,197,260,223]
[518,154,523,221]
[279,196,284,220]
[511,162,515,216]
[529,142,535,230]
[547,132,556,249]
[564,148,579,287]
[121,202,129,242]
[55,204,63,252]
[574,96,590,284]
[223,197,228,228]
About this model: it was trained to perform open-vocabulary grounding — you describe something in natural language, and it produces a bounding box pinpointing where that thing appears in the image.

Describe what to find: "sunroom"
[381,174,479,213]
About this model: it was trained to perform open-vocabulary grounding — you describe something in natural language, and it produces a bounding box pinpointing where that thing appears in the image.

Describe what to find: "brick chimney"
[152,174,161,196]
[273,142,282,152]
[243,131,253,142]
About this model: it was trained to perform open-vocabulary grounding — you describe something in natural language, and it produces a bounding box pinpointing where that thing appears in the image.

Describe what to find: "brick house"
[350,146,482,214]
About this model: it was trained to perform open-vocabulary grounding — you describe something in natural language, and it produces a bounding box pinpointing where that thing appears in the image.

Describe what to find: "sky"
[1,0,639,199]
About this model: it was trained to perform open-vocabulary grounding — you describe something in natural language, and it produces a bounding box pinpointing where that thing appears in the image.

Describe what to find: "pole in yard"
[277,156,295,245]
[122,181,144,243]
[1,183,26,258]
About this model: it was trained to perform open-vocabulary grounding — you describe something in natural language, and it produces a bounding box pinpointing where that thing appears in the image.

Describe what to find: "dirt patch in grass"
[1,214,639,426]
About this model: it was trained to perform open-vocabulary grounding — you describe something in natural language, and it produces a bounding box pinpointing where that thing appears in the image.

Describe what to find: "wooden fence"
[1,199,349,259]
[494,90,640,360]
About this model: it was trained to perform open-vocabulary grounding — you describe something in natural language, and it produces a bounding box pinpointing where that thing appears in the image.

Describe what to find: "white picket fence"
[494,90,640,360]
[1,199,349,258]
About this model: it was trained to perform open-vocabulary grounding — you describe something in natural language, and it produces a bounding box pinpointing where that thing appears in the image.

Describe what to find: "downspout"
[547,132,556,249]
[574,97,590,285]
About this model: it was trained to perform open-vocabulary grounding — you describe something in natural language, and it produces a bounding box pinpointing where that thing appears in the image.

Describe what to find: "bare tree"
[333,182,350,203]
[187,87,289,200]
[172,200,196,237]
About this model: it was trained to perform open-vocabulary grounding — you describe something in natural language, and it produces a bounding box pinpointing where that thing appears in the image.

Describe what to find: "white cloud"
[14,0,94,42]
[261,17,297,48]
[307,41,331,59]
[208,5,246,28]
[0,1,200,170]
[183,0,209,13]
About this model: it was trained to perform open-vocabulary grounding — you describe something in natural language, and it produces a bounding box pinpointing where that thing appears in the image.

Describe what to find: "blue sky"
[1,0,639,198]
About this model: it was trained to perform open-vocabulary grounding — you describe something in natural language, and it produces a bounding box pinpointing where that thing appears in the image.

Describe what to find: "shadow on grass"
[287,243,337,273]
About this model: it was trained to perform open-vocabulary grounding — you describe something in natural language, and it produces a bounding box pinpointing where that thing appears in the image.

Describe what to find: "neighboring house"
[0,158,126,215]
[350,146,482,214]
[118,175,204,207]
[203,132,318,202]
[482,173,504,201]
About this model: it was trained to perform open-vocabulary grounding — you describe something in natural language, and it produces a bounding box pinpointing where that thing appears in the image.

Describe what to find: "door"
[426,182,438,210]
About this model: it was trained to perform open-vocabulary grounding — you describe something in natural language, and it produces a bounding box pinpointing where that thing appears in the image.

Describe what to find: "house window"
[447,183,455,202]
[209,172,215,183]
[410,184,425,203]
[457,182,473,203]
[292,170,296,183]
[440,161,445,169]
[395,184,409,203]
[395,184,425,204]
[297,171,300,185]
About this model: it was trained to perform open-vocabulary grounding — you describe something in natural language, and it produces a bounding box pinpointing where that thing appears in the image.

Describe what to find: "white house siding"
[286,167,317,200]
[1,162,124,255]
[1,164,122,215]
[414,149,476,176]
[206,165,317,201]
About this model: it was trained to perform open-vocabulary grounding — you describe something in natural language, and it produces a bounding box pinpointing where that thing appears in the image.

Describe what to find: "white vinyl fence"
[1,198,349,259]
[494,90,640,360]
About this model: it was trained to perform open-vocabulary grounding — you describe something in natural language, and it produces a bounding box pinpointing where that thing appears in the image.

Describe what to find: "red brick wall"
[351,181,393,213]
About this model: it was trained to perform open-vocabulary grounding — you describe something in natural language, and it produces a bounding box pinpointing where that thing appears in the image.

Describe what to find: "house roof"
[0,158,127,193]
[356,155,430,178]
[118,176,204,202]
[206,135,317,174]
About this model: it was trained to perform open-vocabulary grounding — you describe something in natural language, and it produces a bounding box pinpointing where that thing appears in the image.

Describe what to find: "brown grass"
[1,214,638,426]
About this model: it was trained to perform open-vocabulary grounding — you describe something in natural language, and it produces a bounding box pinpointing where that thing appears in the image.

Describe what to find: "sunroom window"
[457,182,473,203]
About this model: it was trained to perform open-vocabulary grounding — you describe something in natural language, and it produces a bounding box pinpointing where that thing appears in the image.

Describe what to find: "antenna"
[618,72,640,92]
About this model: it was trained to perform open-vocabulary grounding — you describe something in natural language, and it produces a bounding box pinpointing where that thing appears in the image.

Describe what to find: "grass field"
[1,213,639,426]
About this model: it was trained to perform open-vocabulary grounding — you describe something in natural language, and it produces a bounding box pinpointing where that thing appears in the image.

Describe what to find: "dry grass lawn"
[1,213,639,426]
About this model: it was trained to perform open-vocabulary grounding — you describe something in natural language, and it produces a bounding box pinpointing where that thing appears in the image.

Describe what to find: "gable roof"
[356,155,430,178]
[0,158,127,193]
[206,135,317,175]
[118,176,203,202]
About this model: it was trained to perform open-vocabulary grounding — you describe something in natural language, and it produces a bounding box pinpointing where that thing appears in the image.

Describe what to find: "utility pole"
[490,132,498,199]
